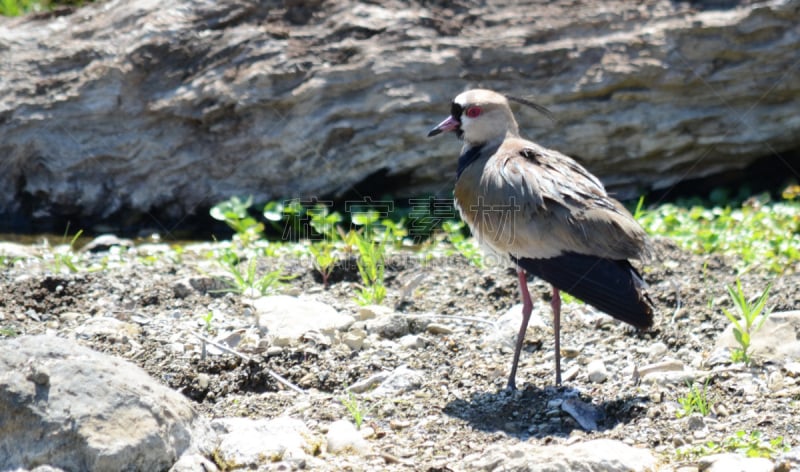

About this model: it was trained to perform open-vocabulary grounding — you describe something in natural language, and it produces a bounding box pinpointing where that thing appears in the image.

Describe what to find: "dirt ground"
[1,236,798,470]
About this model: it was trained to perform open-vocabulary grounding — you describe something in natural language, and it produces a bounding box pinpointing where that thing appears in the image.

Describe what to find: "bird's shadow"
[443,385,649,439]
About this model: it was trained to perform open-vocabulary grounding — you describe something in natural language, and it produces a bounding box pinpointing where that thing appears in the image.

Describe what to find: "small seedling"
[340,391,367,430]
[200,311,214,333]
[309,241,337,289]
[676,379,713,418]
[308,205,343,242]
[348,230,387,305]
[722,279,771,366]
[49,228,85,273]
[210,196,264,246]
[216,249,295,296]
[0,327,18,337]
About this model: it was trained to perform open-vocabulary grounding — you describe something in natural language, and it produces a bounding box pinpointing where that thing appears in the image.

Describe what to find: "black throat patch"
[456,144,484,179]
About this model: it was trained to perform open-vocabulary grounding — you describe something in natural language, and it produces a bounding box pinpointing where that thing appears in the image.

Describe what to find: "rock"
[251,295,353,346]
[648,341,669,359]
[426,322,454,335]
[74,316,141,342]
[635,359,685,380]
[356,305,392,321]
[713,311,800,364]
[370,365,424,397]
[0,335,197,471]
[326,419,370,455]
[561,397,604,431]
[366,313,410,339]
[0,242,37,259]
[3,0,799,227]
[398,334,425,349]
[342,328,367,351]
[587,359,609,383]
[483,304,547,351]
[698,453,774,472]
[348,372,390,394]
[80,234,133,253]
[463,439,656,471]
[211,417,313,468]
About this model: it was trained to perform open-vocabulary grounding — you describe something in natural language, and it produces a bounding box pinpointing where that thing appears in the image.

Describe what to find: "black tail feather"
[513,252,654,329]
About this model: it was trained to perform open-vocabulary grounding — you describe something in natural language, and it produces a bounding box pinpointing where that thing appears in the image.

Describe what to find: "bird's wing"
[474,138,651,261]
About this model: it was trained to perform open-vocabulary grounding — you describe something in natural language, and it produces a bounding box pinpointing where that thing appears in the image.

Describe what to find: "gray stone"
[587,359,609,383]
[713,310,800,364]
[252,295,353,346]
[210,417,312,469]
[326,419,370,455]
[2,0,798,223]
[366,313,410,339]
[370,365,424,397]
[463,439,657,471]
[0,335,197,472]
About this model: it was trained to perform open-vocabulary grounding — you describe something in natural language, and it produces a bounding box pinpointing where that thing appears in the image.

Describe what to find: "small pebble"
[426,323,453,335]
[587,359,608,383]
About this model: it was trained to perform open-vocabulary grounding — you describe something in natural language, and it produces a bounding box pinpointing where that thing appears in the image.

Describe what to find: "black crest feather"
[505,94,556,122]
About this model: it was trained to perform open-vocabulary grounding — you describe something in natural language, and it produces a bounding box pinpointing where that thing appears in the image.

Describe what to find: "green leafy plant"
[308,205,343,242]
[348,230,387,305]
[216,249,294,296]
[210,196,264,247]
[441,220,483,267]
[200,311,215,334]
[636,192,800,274]
[676,430,790,460]
[340,391,368,430]
[263,199,306,241]
[722,279,772,366]
[49,228,85,273]
[309,242,338,289]
[0,327,18,337]
[676,379,713,418]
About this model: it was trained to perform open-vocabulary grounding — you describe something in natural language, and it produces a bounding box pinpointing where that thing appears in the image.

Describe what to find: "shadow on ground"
[443,386,650,439]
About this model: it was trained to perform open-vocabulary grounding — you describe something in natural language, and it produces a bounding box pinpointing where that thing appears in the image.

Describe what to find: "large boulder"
[0,0,798,225]
[0,335,198,471]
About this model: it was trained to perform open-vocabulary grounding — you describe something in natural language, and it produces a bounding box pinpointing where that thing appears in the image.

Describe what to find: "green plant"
[49,228,84,273]
[309,241,337,289]
[441,220,483,267]
[340,391,367,430]
[263,199,306,241]
[636,193,800,274]
[0,327,18,337]
[676,379,713,418]
[200,311,215,334]
[722,279,772,366]
[210,196,264,247]
[676,430,790,461]
[308,205,343,242]
[216,249,294,296]
[348,230,387,305]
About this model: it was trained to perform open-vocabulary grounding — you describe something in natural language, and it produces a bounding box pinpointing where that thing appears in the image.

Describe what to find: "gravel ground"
[1,236,799,470]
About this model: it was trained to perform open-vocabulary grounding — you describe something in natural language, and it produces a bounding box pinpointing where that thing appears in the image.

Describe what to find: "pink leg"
[508,269,533,390]
[552,286,562,385]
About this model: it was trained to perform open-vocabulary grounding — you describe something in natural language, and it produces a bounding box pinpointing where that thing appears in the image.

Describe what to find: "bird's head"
[427,89,552,146]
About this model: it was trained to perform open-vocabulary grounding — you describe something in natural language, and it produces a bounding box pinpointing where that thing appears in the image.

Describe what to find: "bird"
[427,89,654,390]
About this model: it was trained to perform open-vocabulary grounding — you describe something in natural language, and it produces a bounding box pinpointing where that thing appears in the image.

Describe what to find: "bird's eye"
[465,106,482,118]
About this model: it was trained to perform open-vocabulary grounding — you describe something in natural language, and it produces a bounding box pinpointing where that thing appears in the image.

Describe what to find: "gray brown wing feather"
[471,138,650,261]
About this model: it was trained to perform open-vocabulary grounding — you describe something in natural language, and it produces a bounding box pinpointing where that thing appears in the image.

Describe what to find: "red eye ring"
[465,106,482,118]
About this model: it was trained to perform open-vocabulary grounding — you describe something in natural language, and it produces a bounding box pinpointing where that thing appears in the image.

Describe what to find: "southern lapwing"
[428,89,654,389]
